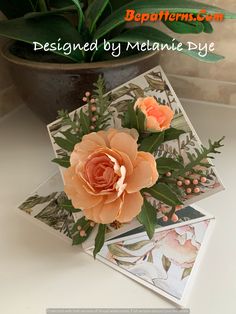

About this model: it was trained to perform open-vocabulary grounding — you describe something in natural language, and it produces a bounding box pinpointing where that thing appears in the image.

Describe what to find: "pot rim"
[1,40,158,70]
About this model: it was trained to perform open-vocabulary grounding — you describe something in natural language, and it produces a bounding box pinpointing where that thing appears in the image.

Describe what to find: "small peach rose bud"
[201,177,207,183]
[91,116,97,122]
[82,97,87,102]
[90,125,95,130]
[90,98,96,104]
[177,180,183,187]
[91,105,97,112]
[193,179,199,185]
[194,187,200,194]
[79,230,86,237]
[162,215,168,222]
[85,91,90,97]
[166,172,172,177]
[186,188,192,194]
[184,179,191,186]
[77,225,82,231]
[171,214,178,223]
[134,96,174,132]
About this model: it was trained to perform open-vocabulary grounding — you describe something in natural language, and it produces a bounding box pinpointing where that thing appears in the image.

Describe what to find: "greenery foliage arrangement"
[0,0,235,63]
[52,77,224,256]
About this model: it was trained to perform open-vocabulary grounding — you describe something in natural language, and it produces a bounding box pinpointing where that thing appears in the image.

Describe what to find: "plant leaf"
[139,132,165,153]
[164,127,186,142]
[94,26,224,63]
[52,157,70,168]
[85,0,110,32]
[71,0,84,31]
[157,157,184,174]
[54,136,75,152]
[0,0,38,19]
[144,183,183,207]
[94,0,236,40]
[58,198,81,213]
[0,15,84,62]
[138,199,157,239]
[79,110,90,135]
[93,224,106,258]
[163,20,204,34]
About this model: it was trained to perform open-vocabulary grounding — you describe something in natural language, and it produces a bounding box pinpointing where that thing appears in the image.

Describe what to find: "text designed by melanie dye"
[33,38,216,58]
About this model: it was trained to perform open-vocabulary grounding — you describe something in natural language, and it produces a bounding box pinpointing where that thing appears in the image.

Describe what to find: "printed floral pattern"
[98,220,210,299]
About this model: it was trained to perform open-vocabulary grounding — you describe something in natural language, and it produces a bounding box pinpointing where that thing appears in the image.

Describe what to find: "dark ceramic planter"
[1,41,159,123]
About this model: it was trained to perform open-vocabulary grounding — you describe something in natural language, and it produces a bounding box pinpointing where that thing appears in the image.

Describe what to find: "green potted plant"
[0,0,235,122]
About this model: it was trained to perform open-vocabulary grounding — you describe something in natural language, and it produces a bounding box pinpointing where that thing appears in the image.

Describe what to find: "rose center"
[84,153,119,191]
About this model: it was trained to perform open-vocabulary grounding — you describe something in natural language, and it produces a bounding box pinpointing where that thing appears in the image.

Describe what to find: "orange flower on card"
[64,128,158,224]
[134,97,174,132]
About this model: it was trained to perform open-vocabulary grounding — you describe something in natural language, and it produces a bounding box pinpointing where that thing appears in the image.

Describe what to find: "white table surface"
[0,101,235,314]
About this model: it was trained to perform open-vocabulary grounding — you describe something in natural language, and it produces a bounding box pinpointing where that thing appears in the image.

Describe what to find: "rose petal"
[64,166,103,209]
[84,197,122,224]
[117,192,143,223]
[137,151,159,184]
[110,132,138,162]
[126,152,158,193]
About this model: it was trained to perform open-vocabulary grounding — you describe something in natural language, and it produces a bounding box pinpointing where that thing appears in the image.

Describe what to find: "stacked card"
[18,66,223,306]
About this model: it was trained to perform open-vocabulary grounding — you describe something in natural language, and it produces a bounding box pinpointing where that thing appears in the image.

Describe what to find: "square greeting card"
[47,65,223,244]
[17,65,224,307]
[18,172,214,306]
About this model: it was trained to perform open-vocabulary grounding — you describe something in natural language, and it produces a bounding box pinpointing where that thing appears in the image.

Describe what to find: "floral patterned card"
[47,65,223,242]
[17,172,209,246]
[17,173,214,306]
[87,217,215,306]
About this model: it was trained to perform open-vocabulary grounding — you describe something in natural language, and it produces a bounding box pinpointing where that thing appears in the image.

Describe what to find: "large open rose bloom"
[64,128,158,224]
[134,97,174,132]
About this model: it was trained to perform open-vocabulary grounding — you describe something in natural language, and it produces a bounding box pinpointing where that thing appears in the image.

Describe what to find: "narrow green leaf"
[52,157,70,168]
[54,136,75,152]
[139,132,165,153]
[85,0,110,32]
[93,224,106,258]
[157,157,184,173]
[164,127,186,142]
[201,20,214,33]
[144,183,183,207]
[0,0,38,19]
[60,129,79,146]
[138,199,157,239]
[163,20,204,34]
[94,0,236,40]
[59,199,81,213]
[79,110,90,135]
[71,0,84,31]
[0,15,84,62]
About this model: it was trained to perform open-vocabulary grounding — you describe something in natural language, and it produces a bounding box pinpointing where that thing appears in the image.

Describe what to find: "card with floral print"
[86,216,215,306]
[47,65,223,244]
[17,172,210,248]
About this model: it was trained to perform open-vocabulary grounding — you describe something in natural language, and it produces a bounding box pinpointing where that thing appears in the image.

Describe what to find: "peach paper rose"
[64,128,158,224]
[134,97,174,132]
